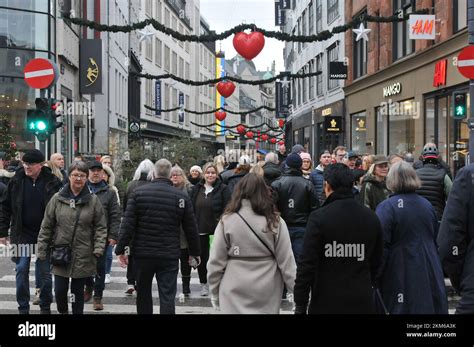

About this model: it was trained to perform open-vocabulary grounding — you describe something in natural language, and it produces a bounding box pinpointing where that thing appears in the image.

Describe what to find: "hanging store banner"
[409,15,436,40]
[329,62,348,80]
[155,81,161,117]
[79,39,102,94]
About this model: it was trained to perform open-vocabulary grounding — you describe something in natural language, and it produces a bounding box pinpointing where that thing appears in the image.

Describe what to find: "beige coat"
[207,199,296,314]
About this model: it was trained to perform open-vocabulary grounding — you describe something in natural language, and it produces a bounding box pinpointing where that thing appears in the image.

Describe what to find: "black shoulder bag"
[236,212,275,258]
[50,205,82,266]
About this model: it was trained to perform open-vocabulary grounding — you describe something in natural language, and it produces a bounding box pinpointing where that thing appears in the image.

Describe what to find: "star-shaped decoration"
[358,119,365,128]
[353,23,371,42]
[281,77,290,90]
[138,30,155,44]
[330,119,337,128]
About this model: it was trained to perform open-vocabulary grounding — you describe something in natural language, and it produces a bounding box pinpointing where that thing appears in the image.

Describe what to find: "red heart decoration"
[236,125,246,134]
[270,138,277,144]
[216,81,236,98]
[246,131,254,139]
[215,111,227,121]
[233,32,265,61]
[261,134,269,142]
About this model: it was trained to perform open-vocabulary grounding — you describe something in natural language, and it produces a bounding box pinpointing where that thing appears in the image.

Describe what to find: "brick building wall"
[345,0,457,85]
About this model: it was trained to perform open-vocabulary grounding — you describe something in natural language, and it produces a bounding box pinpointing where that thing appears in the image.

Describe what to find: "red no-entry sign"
[23,58,58,89]
[458,46,474,80]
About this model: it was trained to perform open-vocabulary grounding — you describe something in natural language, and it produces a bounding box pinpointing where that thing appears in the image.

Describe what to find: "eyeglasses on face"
[71,174,87,180]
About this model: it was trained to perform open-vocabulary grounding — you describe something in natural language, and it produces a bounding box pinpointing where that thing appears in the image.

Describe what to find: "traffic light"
[453,92,467,119]
[26,98,63,142]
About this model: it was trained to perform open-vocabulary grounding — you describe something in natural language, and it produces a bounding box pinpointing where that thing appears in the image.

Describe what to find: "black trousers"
[197,235,210,284]
[54,275,87,314]
[134,258,178,314]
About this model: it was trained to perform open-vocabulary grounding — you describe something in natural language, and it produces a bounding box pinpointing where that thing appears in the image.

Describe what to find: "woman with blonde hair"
[213,155,226,174]
[249,161,265,177]
[170,165,195,295]
[207,173,296,313]
[46,160,64,183]
[189,162,231,296]
[100,155,113,168]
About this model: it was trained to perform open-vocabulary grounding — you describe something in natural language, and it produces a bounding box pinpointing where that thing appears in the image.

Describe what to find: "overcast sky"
[200,0,285,73]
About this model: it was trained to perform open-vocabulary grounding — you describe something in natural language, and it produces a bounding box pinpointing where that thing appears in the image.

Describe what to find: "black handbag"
[50,206,82,266]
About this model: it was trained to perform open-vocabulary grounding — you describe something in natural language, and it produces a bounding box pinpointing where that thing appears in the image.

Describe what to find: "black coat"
[123,173,150,211]
[438,164,474,313]
[90,182,121,241]
[116,178,201,259]
[0,167,62,245]
[189,179,231,234]
[294,190,383,314]
[271,168,319,227]
[263,162,282,186]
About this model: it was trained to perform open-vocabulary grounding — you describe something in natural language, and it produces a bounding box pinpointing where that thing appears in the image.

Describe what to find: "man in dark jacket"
[263,152,281,185]
[84,161,121,310]
[438,163,474,313]
[271,153,319,264]
[116,158,201,314]
[0,149,62,314]
[294,163,383,314]
[415,143,452,222]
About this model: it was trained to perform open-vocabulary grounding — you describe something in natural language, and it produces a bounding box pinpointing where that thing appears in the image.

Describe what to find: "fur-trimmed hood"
[0,169,14,179]
[102,164,116,187]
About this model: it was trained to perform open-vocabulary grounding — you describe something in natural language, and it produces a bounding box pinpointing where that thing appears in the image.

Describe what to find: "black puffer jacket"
[416,163,447,221]
[271,168,319,227]
[116,178,201,259]
[189,179,231,234]
[0,167,62,245]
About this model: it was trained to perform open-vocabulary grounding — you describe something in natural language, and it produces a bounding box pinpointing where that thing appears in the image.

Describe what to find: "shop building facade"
[344,0,468,176]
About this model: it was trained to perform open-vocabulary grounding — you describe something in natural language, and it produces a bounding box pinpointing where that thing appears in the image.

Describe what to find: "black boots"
[182,276,191,295]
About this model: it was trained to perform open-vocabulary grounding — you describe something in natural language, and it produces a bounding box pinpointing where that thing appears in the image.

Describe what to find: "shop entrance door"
[317,122,342,154]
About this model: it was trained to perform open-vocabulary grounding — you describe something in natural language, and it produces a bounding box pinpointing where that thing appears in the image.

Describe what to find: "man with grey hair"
[263,152,281,185]
[116,158,201,314]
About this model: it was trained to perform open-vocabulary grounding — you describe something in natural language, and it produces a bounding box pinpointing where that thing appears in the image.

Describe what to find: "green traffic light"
[456,106,465,116]
[36,120,47,131]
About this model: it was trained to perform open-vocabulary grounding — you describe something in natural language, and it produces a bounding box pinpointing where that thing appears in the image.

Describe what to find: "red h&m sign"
[433,59,447,87]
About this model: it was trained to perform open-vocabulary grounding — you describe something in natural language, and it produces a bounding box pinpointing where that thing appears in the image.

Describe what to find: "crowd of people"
[0,140,472,315]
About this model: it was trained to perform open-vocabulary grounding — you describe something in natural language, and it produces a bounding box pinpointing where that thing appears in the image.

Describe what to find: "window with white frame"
[308,1,314,35]
[327,0,339,23]
[164,84,170,120]
[316,54,323,96]
[353,13,368,79]
[164,45,170,71]
[316,0,322,33]
[327,44,339,90]
[155,38,162,67]
[454,0,467,32]
[172,51,178,75]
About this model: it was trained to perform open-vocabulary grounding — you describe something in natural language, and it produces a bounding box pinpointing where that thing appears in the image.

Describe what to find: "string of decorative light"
[63,9,429,43]
[144,104,276,115]
[135,71,318,86]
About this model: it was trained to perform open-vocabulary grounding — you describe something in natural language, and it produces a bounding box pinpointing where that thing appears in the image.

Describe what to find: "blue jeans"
[15,256,52,313]
[288,226,306,265]
[106,244,113,274]
[135,258,178,314]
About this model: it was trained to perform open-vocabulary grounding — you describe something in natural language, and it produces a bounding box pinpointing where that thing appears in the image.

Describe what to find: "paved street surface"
[0,254,294,314]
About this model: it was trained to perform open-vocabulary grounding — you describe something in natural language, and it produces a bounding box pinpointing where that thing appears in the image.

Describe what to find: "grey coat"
[207,200,296,314]
[37,187,107,278]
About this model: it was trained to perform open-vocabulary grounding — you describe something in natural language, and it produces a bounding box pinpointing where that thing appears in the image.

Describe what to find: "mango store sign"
[383,82,402,98]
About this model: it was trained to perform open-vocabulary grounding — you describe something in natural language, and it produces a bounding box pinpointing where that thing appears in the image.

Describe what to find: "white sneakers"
[104,274,111,284]
[200,283,209,297]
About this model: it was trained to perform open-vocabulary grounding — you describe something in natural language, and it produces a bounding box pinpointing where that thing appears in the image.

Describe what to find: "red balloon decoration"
[261,134,269,141]
[215,111,227,121]
[278,141,285,146]
[278,119,285,128]
[237,125,246,134]
[270,138,277,144]
[216,81,236,98]
[233,31,265,61]
[246,131,254,139]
